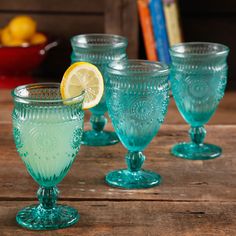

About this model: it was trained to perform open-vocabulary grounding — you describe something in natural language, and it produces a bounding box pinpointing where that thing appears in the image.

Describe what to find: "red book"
[137,0,158,61]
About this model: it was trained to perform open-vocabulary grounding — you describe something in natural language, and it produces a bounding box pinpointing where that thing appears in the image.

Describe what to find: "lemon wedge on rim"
[60,62,104,109]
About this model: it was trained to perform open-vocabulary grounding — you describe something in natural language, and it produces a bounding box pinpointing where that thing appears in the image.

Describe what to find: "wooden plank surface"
[122,0,139,58]
[0,90,236,235]
[1,201,236,236]
[0,123,235,202]
[105,0,139,58]
[0,14,104,37]
[0,0,105,13]
[105,0,123,36]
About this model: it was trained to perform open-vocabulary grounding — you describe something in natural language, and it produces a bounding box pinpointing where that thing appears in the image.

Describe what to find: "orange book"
[137,0,158,61]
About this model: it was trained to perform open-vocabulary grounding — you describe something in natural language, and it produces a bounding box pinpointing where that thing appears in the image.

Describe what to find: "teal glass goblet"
[12,83,84,230]
[105,60,170,189]
[170,42,229,160]
[71,34,128,146]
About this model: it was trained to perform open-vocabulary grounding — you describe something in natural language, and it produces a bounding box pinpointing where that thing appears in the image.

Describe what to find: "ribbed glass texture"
[12,83,84,230]
[71,34,128,146]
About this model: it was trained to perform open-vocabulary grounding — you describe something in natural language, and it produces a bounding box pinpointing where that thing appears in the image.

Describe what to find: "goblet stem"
[37,186,59,209]
[125,151,145,172]
[189,126,206,145]
[172,125,221,160]
[90,114,107,132]
[82,113,119,146]
[16,185,79,230]
[105,151,161,188]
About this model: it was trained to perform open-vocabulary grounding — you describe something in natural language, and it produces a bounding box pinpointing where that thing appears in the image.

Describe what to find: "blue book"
[149,0,171,64]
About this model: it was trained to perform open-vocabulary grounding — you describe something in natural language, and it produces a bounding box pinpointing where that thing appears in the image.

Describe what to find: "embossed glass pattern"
[12,83,84,230]
[170,42,229,160]
[71,34,128,146]
[105,60,170,189]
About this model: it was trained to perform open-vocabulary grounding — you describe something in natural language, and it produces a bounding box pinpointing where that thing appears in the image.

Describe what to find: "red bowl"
[0,39,58,89]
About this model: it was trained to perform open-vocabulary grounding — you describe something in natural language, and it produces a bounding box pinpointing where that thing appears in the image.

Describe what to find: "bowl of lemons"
[0,15,58,89]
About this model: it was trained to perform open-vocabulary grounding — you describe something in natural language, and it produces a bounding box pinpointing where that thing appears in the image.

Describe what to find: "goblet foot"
[171,142,222,160]
[105,169,162,189]
[16,204,79,230]
[81,130,119,146]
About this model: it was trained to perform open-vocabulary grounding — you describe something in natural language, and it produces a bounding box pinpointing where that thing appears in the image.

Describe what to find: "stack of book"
[137,0,183,64]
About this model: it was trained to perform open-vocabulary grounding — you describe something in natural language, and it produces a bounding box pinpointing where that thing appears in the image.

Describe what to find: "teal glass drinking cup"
[105,60,170,189]
[12,83,84,230]
[71,34,128,146]
[170,42,229,160]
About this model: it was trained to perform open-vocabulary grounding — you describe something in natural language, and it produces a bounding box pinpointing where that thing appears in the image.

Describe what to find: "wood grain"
[122,0,139,58]
[0,14,104,38]
[0,201,236,235]
[105,0,123,36]
[1,90,236,235]
[105,0,139,58]
[0,123,235,202]
[0,0,105,13]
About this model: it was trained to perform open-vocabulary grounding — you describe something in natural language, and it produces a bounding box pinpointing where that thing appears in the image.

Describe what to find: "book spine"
[137,0,158,61]
[163,0,183,46]
[149,0,171,64]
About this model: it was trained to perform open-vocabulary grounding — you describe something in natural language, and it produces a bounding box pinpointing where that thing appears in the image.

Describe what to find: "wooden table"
[1,90,236,235]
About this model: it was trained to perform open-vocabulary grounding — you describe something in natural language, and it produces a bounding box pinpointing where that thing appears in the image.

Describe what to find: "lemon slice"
[60,62,104,109]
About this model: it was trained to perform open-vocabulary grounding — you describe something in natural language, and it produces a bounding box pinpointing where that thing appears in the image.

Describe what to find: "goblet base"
[105,169,162,189]
[171,142,222,160]
[81,130,119,146]
[16,204,79,230]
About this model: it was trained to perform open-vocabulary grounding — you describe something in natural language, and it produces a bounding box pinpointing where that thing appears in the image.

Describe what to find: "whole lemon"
[0,28,2,41]
[1,27,27,47]
[4,38,26,47]
[1,27,26,46]
[8,15,36,41]
[1,27,13,45]
[30,32,47,45]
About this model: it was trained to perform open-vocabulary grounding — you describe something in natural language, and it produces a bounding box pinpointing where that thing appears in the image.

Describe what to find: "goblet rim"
[71,33,128,49]
[12,82,85,105]
[169,42,229,57]
[107,59,169,76]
